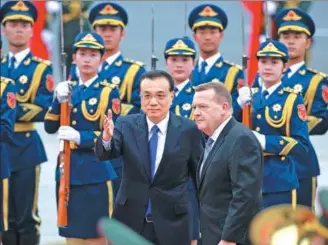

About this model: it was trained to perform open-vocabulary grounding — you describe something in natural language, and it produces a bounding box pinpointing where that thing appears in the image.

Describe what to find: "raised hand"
[102,109,114,141]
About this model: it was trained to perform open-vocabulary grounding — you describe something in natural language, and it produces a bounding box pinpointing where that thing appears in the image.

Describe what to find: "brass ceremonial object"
[249,204,328,245]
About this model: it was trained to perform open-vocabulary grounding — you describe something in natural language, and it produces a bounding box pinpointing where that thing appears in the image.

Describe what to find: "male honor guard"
[164,37,200,244]
[238,40,311,208]
[45,32,119,244]
[69,2,146,116]
[188,4,244,119]
[254,8,328,208]
[0,1,54,244]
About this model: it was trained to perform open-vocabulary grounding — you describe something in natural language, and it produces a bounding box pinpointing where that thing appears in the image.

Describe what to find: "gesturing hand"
[102,109,114,141]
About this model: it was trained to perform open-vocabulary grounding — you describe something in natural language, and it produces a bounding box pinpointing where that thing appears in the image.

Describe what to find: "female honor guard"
[238,40,310,208]
[165,37,199,245]
[44,32,119,245]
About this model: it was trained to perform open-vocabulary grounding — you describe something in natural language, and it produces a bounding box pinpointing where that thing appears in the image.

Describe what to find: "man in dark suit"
[192,82,263,245]
[95,70,203,245]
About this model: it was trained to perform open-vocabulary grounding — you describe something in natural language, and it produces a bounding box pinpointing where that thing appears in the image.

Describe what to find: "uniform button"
[281,156,286,161]
[23,107,28,111]
[72,108,77,113]
[25,132,31,138]
[255,127,260,132]
[274,115,278,119]
[20,89,24,94]
[257,114,261,119]
[90,109,94,113]
[72,120,77,125]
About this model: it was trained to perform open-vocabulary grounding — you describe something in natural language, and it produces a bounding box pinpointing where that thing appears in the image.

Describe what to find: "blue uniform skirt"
[0,178,9,232]
[56,181,113,238]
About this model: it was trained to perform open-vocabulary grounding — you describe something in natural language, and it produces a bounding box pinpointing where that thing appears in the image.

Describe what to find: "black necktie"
[8,56,16,77]
[261,90,269,104]
[282,68,291,81]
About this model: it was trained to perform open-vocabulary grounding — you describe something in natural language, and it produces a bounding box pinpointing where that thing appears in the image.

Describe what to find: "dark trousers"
[2,166,41,245]
[112,166,122,200]
[298,177,317,209]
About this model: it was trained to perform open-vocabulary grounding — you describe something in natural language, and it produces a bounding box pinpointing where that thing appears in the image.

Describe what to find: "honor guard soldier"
[0,1,54,244]
[238,40,311,208]
[69,2,146,116]
[69,2,146,197]
[1,40,17,243]
[188,4,244,119]
[44,31,119,245]
[164,37,200,245]
[254,8,328,209]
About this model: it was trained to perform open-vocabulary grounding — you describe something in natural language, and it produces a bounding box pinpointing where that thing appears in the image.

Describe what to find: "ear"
[305,37,312,50]
[121,29,126,41]
[219,31,224,40]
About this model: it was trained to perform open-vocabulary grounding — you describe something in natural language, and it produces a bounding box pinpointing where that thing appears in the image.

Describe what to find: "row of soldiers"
[0,1,327,245]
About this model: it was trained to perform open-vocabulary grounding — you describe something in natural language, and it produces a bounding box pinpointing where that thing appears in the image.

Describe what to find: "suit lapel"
[153,113,182,181]
[133,114,152,182]
[198,118,236,188]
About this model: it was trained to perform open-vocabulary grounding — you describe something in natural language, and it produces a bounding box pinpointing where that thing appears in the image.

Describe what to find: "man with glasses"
[95,70,203,245]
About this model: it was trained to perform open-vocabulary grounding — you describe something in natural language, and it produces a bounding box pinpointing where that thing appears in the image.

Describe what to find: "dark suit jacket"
[95,112,202,245]
[197,117,263,245]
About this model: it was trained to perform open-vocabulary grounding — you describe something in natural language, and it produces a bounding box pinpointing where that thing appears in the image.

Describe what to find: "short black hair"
[139,70,174,92]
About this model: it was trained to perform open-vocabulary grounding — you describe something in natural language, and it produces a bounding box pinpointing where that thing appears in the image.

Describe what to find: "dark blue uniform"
[45,77,119,238]
[0,77,16,233]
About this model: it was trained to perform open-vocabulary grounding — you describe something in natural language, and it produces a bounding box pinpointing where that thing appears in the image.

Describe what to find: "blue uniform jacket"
[44,78,119,185]
[1,53,53,171]
[69,54,146,116]
[191,56,243,120]
[0,77,16,179]
[251,85,310,193]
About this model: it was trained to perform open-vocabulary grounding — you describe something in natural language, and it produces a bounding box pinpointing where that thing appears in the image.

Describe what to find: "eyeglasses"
[140,93,170,102]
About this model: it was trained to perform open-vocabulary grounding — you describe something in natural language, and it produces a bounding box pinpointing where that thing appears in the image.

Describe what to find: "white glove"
[55,81,71,103]
[237,86,252,107]
[263,1,277,16]
[58,126,81,145]
[252,131,266,150]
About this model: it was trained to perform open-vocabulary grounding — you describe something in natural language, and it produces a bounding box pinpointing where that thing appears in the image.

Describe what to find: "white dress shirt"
[199,116,232,175]
[198,52,221,74]
[288,61,305,78]
[9,48,30,69]
[262,82,282,99]
[175,79,189,96]
[100,51,121,71]
[79,75,98,87]
[146,113,170,174]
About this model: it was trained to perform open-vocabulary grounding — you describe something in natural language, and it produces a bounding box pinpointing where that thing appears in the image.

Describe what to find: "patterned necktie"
[199,60,208,82]
[200,137,214,176]
[145,125,159,215]
[8,56,16,77]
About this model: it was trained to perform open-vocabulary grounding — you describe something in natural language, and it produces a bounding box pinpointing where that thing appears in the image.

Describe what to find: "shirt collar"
[288,61,305,77]
[105,51,121,66]
[79,75,98,88]
[198,52,221,71]
[175,79,190,94]
[262,82,282,96]
[146,112,170,135]
[211,116,232,142]
[9,48,30,66]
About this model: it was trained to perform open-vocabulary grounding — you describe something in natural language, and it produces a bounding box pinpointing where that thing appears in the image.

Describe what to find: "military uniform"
[165,37,200,241]
[188,4,244,120]
[254,8,328,208]
[0,2,54,244]
[0,77,16,233]
[44,31,118,239]
[248,40,311,208]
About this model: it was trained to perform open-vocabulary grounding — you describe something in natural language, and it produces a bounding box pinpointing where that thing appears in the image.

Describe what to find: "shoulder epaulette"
[123,58,144,67]
[0,76,15,85]
[251,87,259,94]
[32,56,52,66]
[223,60,242,70]
[306,67,327,77]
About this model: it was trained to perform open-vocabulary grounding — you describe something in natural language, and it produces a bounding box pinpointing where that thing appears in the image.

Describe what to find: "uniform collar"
[79,75,98,88]
[9,48,30,67]
[288,61,305,77]
[198,52,221,71]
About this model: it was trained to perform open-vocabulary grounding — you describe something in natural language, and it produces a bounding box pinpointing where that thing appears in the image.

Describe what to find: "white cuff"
[102,139,111,151]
